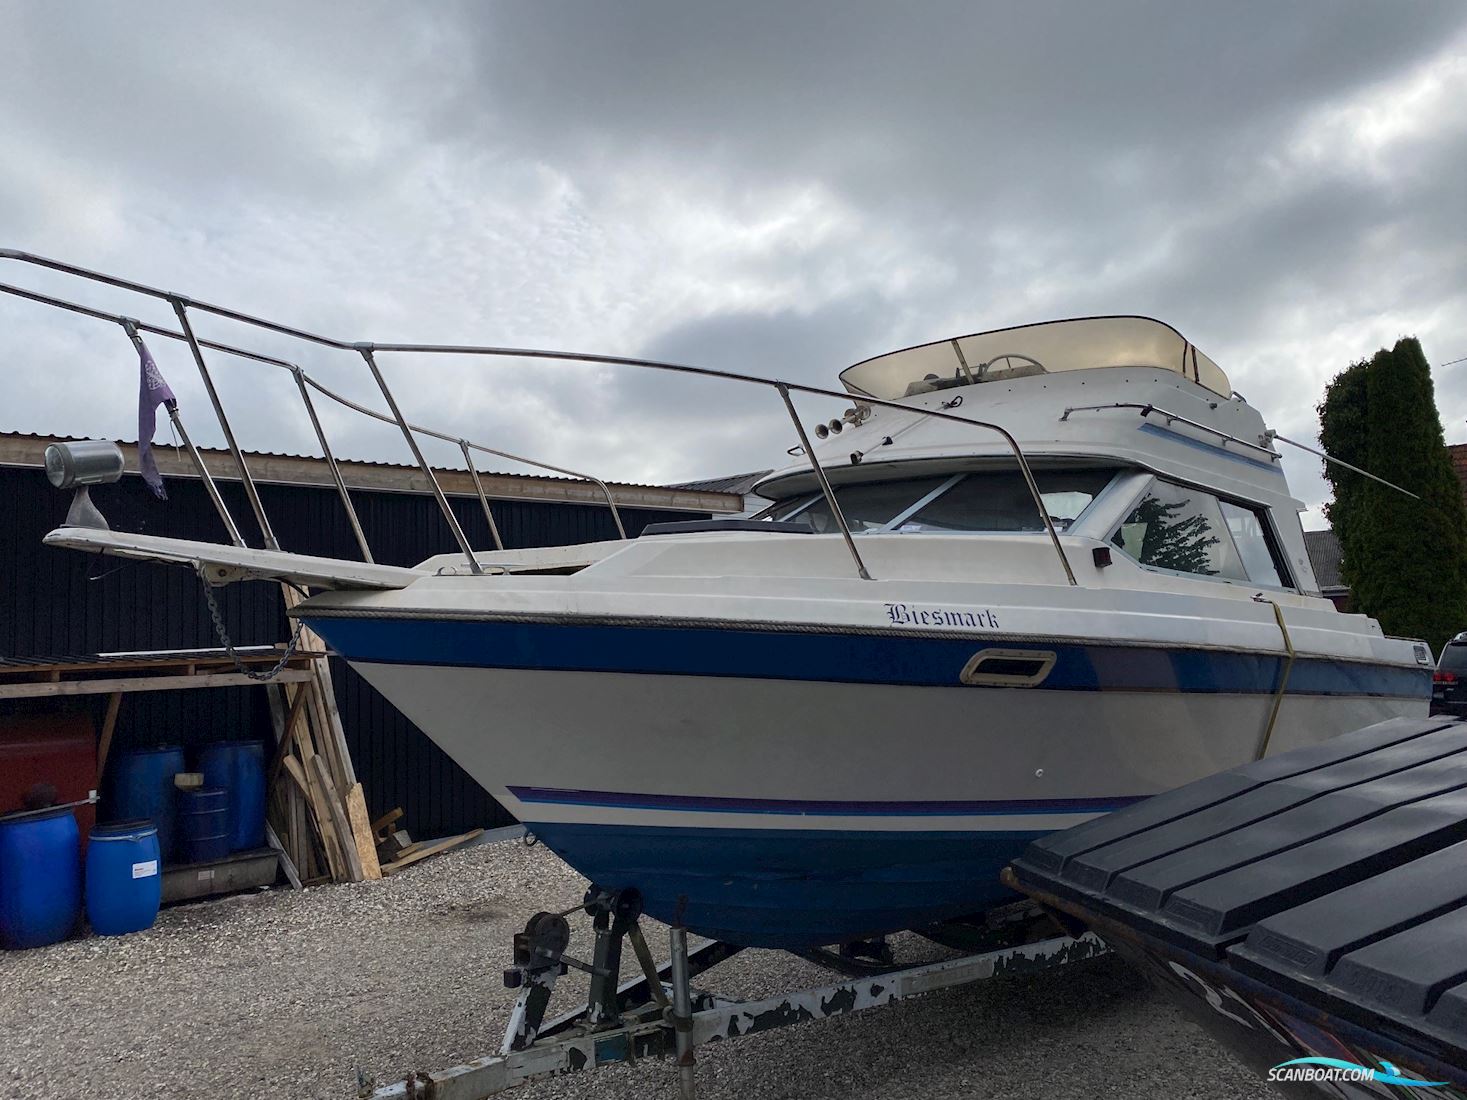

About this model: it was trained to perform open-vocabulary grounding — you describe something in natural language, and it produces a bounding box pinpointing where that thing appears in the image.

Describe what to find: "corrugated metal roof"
[0,431,742,514]
[1304,528,1346,591]
[666,469,773,495]
[4,429,654,489]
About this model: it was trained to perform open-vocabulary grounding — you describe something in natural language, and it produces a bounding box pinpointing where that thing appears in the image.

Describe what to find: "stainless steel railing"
[0,249,1078,586]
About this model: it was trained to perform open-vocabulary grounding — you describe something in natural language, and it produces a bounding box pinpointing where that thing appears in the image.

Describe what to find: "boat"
[13,251,1429,950]
[280,316,1430,947]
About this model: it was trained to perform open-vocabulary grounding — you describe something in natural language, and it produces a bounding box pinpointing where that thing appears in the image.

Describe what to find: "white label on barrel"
[132,860,159,879]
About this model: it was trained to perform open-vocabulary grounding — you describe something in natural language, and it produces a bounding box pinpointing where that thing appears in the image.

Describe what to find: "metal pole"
[669,926,697,1100]
[170,298,280,550]
[121,320,245,547]
[777,383,872,581]
[1269,430,1420,500]
[587,476,627,539]
[356,345,482,574]
[1005,434,1079,586]
[460,441,506,552]
[293,367,374,563]
[950,338,976,384]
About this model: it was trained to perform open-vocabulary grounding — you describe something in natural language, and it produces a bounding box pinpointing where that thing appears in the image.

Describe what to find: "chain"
[197,567,304,681]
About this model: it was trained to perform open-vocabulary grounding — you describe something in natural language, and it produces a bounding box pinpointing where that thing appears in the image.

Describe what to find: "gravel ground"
[0,838,1274,1100]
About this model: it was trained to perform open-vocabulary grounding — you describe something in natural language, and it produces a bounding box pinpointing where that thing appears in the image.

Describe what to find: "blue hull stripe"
[509,785,1145,817]
[304,616,1430,700]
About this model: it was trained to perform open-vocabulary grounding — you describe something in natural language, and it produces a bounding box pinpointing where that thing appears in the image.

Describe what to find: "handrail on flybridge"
[0,249,1078,586]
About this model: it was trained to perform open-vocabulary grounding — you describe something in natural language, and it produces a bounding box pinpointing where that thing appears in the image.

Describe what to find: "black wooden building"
[1,433,733,836]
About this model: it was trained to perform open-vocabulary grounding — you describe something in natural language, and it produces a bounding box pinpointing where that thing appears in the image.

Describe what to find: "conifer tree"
[1318,337,1467,653]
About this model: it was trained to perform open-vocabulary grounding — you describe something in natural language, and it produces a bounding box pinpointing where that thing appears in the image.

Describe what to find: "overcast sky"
[2,1,1464,525]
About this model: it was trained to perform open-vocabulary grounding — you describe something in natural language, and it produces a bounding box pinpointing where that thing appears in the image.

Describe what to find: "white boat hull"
[307,607,1427,945]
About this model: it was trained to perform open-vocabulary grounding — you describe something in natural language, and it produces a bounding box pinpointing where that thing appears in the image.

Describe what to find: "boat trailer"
[367,887,1105,1100]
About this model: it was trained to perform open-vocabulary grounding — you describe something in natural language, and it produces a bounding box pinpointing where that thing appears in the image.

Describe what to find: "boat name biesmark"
[885,603,1000,629]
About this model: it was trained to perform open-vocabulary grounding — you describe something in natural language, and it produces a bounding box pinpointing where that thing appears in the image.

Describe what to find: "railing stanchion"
[460,441,505,552]
[776,383,872,581]
[122,320,245,547]
[170,298,280,550]
[588,476,626,539]
[355,345,481,574]
[293,366,374,563]
[1002,429,1078,586]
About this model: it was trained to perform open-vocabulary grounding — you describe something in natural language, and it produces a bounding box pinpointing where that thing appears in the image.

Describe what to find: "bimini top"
[839,315,1230,401]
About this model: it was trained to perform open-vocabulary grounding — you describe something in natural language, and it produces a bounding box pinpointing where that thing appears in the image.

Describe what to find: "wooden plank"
[314,659,357,788]
[378,829,414,862]
[380,829,485,875]
[96,691,123,774]
[310,755,364,882]
[0,649,318,679]
[0,651,318,686]
[265,682,305,879]
[267,683,311,786]
[283,755,344,881]
[345,783,382,881]
[290,682,320,761]
[306,678,350,796]
[370,807,404,837]
[291,772,315,880]
[283,587,356,798]
[0,668,312,700]
[265,822,304,890]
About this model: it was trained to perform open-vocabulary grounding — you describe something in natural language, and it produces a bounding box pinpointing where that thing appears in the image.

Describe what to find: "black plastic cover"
[1010,714,1467,1064]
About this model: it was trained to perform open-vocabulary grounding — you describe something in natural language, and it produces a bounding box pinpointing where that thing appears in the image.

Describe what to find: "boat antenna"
[1265,431,1420,500]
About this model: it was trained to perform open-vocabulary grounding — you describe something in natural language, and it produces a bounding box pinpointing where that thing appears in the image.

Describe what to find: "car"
[1432,632,1467,715]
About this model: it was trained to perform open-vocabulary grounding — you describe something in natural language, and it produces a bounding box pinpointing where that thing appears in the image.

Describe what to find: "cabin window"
[777,476,952,533]
[761,494,822,522]
[1111,480,1290,586]
[758,467,1117,534]
[896,468,1115,533]
[1218,500,1288,587]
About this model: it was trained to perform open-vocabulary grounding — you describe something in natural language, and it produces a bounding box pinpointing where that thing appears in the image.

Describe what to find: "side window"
[1218,500,1289,588]
[1111,480,1247,581]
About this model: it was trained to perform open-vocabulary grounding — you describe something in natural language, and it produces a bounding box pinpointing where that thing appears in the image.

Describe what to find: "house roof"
[666,469,773,496]
[1447,444,1467,514]
[0,431,742,514]
[1304,528,1346,591]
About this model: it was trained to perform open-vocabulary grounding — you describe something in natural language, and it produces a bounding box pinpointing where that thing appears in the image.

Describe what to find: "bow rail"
[0,249,1078,585]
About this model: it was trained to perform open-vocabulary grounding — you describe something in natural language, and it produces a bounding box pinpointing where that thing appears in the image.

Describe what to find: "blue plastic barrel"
[104,746,184,863]
[198,741,267,851]
[85,821,161,936]
[0,807,81,949]
[178,787,230,864]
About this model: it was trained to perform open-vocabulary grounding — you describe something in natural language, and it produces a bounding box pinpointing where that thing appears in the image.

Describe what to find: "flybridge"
[838,315,1231,401]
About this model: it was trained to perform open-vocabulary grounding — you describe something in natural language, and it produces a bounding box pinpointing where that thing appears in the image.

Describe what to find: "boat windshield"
[838,316,1229,401]
[759,468,1118,534]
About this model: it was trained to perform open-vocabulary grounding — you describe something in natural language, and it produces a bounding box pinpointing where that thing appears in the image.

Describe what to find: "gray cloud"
[1,1,1464,522]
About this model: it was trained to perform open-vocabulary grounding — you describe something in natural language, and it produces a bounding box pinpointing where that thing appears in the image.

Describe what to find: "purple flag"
[136,337,175,499]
